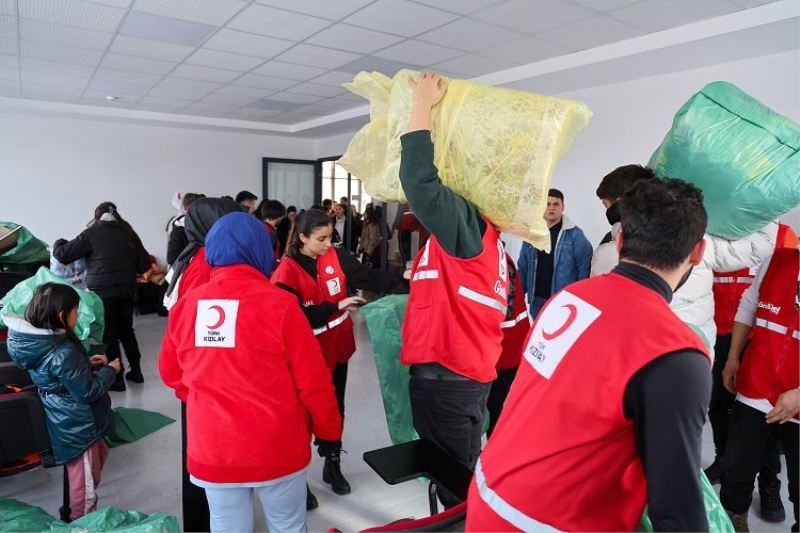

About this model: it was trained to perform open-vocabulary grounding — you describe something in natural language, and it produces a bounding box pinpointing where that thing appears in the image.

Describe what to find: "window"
[321,160,372,214]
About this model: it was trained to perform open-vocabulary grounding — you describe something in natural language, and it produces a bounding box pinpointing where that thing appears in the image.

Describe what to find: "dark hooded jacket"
[7,322,116,464]
[166,198,243,298]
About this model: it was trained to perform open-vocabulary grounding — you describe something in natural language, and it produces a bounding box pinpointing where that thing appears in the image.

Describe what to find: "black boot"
[109,373,126,391]
[760,484,786,522]
[125,366,144,383]
[306,484,318,510]
[323,450,351,495]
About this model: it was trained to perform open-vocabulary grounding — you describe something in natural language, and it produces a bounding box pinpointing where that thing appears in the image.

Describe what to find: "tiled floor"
[1,313,793,532]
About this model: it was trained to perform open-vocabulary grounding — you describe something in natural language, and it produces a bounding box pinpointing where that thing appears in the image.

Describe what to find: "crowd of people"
[4,72,797,533]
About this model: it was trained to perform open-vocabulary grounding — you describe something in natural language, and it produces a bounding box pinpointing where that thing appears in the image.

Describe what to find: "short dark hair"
[619,178,707,270]
[182,193,205,210]
[235,190,257,203]
[548,188,564,201]
[322,199,333,209]
[596,164,656,200]
[286,205,297,214]
[25,283,81,344]
[257,199,286,221]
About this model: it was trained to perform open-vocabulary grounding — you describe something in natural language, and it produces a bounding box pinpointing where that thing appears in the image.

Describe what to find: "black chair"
[0,389,71,521]
[0,362,33,388]
[363,439,474,516]
[0,271,31,299]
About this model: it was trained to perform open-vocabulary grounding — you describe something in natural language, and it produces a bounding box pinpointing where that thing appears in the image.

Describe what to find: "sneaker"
[727,510,749,532]
[704,460,722,485]
[125,369,144,383]
[759,484,786,522]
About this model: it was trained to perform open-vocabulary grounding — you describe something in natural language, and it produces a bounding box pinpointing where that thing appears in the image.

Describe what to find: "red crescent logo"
[541,304,578,341]
[206,305,226,330]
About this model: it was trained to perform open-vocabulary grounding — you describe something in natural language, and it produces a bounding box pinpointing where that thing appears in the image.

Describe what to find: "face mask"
[605,201,621,226]
[674,265,693,293]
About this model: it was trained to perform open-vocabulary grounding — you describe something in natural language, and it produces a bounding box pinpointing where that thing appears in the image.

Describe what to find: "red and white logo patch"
[524,291,601,379]
[195,299,239,348]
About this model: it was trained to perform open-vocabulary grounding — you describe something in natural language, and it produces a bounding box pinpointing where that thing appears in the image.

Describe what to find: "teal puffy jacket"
[7,324,116,464]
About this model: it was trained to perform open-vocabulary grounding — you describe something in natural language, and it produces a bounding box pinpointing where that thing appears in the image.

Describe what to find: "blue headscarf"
[205,212,274,278]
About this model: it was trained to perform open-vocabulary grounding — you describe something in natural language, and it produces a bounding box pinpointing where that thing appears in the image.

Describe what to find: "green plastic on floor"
[104,407,175,448]
[639,470,733,532]
[0,499,179,532]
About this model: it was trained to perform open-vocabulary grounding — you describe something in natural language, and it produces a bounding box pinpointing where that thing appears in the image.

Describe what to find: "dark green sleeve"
[399,130,485,259]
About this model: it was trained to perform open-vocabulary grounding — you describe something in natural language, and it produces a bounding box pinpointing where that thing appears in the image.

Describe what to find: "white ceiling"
[0,0,793,135]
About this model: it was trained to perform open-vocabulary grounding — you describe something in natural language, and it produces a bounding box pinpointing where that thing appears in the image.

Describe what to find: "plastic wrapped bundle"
[649,81,800,239]
[0,267,105,350]
[338,70,592,251]
[361,295,418,445]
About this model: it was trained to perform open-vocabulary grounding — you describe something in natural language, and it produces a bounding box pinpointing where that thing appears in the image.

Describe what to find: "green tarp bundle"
[640,470,733,532]
[0,222,49,266]
[0,267,104,351]
[104,407,176,448]
[0,499,180,533]
[649,81,800,239]
[361,295,418,445]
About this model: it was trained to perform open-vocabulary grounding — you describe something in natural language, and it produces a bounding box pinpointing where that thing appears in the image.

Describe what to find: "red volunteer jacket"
[497,255,529,370]
[178,247,214,297]
[402,221,509,383]
[736,248,799,417]
[271,250,355,370]
[713,224,796,335]
[467,273,708,531]
[159,265,342,483]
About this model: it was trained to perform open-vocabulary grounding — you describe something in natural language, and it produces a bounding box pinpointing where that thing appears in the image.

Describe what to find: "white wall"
[316,50,800,261]
[0,113,316,264]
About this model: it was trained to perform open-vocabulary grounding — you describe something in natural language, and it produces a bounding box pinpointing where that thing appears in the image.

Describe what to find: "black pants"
[409,370,491,508]
[710,334,781,485]
[398,231,412,262]
[486,368,517,437]
[181,403,210,532]
[332,361,348,418]
[100,293,142,372]
[720,402,798,530]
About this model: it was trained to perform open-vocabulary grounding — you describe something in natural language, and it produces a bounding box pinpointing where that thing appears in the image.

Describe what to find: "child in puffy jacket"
[6,282,121,520]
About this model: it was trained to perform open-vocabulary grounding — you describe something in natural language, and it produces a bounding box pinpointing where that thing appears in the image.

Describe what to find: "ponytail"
[286,209,332,258]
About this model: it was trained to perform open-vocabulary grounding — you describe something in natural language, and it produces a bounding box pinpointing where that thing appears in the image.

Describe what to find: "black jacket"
[167,216,188,265]
[54,221,150,298]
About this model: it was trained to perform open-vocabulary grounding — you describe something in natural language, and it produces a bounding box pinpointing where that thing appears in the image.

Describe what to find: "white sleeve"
[733,253,772,327]
[705,222,778,272]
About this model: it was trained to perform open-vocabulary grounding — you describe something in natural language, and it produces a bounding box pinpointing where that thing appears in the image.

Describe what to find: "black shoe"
[306,484,318,510]
[109,378,126,392]
[125,369,144,383]
[323,453,351,495]
[760,484,786,522]
[704,460,722,485]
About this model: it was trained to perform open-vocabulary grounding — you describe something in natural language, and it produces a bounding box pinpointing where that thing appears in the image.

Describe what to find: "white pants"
[203,472,307,533]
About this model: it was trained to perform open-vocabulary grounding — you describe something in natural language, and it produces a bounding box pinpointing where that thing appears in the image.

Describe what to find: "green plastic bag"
[0,222,49,266]
[639,470,733,532]
[0,499,56,532]
[649,81,800,240]
[0,267,105,350]
[0,499,180,533]
[361,295,419,445]
[104,407,176,448]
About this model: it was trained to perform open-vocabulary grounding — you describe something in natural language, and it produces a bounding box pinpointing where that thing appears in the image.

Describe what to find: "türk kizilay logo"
[325,266,335,275]
[195,300,239,348]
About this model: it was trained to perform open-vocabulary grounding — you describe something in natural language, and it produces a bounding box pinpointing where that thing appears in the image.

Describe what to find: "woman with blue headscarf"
[159,212,342,533]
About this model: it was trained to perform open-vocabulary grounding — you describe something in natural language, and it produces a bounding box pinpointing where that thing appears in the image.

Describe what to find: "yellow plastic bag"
[338,70,592,251]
